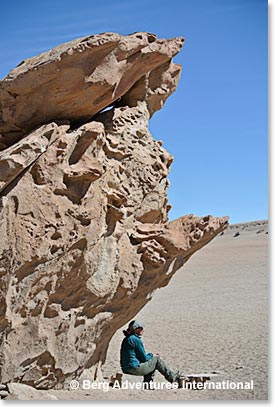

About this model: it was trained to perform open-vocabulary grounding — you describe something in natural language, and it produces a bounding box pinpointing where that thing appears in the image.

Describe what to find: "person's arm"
[135,337,153,362]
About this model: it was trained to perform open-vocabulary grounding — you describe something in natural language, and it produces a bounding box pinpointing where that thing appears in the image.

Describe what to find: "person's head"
[127,320,144,335]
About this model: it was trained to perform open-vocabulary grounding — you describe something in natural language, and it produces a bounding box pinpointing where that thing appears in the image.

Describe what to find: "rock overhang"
[0,32,184,150]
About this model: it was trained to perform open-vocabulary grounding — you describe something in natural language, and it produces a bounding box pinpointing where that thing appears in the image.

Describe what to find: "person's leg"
[124,357,158,383]
[154,356,179,383]
[125,356,179,383]
[143,369,156,383]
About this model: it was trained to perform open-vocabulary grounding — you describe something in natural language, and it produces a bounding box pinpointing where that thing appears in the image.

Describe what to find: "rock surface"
[6,383,58,400]
[0,32,183,150]
[0,32,228,390]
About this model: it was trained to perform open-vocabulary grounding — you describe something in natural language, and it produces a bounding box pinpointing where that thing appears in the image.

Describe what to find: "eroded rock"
[6,383,58,400]
[0,32,184,150]
[0,32,228,389]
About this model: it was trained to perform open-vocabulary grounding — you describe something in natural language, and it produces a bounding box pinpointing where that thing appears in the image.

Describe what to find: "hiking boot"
[143,381,155,390]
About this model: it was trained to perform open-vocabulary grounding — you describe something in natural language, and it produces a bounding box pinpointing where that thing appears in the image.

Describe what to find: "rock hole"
[50,245,59,255]
[51,231,62,240]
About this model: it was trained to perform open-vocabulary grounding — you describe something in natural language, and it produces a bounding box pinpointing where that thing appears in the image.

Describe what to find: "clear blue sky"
[0,0,268,224]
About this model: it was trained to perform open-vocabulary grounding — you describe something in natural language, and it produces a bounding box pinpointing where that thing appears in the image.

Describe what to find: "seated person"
[120,320,183,385]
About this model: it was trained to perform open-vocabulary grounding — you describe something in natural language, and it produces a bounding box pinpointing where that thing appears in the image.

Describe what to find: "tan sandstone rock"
[6,383,58,400]
[0,32,228,390]
[0,32,183,150]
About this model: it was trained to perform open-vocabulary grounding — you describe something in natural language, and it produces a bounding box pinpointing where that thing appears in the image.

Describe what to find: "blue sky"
[0,0,268,224]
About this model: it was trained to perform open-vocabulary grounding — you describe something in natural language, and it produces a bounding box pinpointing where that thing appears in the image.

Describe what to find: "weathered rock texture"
[0,32,228,389]
[0,32,183,150]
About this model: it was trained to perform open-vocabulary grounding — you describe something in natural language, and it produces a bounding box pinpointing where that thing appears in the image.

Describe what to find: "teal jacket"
[120,333,153,371]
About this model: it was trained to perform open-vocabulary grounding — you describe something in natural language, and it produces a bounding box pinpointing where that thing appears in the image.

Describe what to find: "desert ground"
[5,220,269,401]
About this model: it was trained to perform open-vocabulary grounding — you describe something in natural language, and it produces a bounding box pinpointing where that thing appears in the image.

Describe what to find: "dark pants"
[124,356,178,383]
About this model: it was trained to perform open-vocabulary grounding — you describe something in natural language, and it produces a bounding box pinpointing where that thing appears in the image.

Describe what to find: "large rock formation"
[0,32,228,389]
